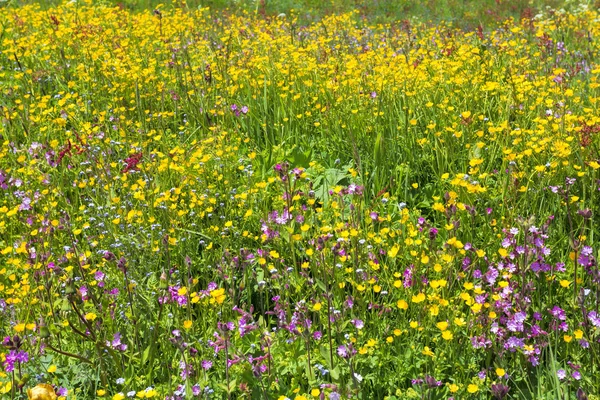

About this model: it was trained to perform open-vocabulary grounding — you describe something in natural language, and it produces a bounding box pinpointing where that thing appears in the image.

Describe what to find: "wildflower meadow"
[1,0,600,399]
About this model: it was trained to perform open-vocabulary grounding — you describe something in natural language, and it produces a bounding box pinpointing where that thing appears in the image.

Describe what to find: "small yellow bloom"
[467,384,479,393]
[47,365,57,373]
[209,288,226,304]
[422,346,434,357]
[183,320,193,330]
[310,388,320,397]
[412,293,426,303]
[84,313,97,321]
[496,368,506,377]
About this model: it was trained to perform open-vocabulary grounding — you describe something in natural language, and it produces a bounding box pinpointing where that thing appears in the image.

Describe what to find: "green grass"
[6,0,586,27]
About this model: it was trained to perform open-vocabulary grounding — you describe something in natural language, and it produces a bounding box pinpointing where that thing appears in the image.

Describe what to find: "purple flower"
[588,311,600,328]
[3,350,28,372]
[107,332,128,351]
[201,360,213,370]
[351,319,364,329]
[192,385,201,396]
[550,306,566,321]
[337,345,349,358]
[491,383,510,399]
[557,369,566,380]
[504,336,524,351]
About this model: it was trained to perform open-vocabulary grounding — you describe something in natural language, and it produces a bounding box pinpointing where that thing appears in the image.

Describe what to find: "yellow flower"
[1,382,13,394]
[467,384,479,393]
[47,365,57,373]
[397,299,408,310]
[27,384,57,400]
[209,288,226,304]
[183,320,193,329]
[310,388,320,397]
[412,293,426,303]
[441,330,454,340]
[422,346,434,357]
[112,394,125,400]
[97,389,106,396]
[449,383,459,393]
[84,312,97,321]
[496,368,506,377]
[312,302,322,311]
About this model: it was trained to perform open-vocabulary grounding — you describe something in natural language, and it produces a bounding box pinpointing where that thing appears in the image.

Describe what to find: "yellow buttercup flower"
[27,383,57,400]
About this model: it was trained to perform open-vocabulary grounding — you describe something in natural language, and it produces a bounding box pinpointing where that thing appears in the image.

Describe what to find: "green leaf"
[313,166,351,203]
[287,145,312,168]
[141,345,151,364]
[330,366,340,380]
[319,345,332,369]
